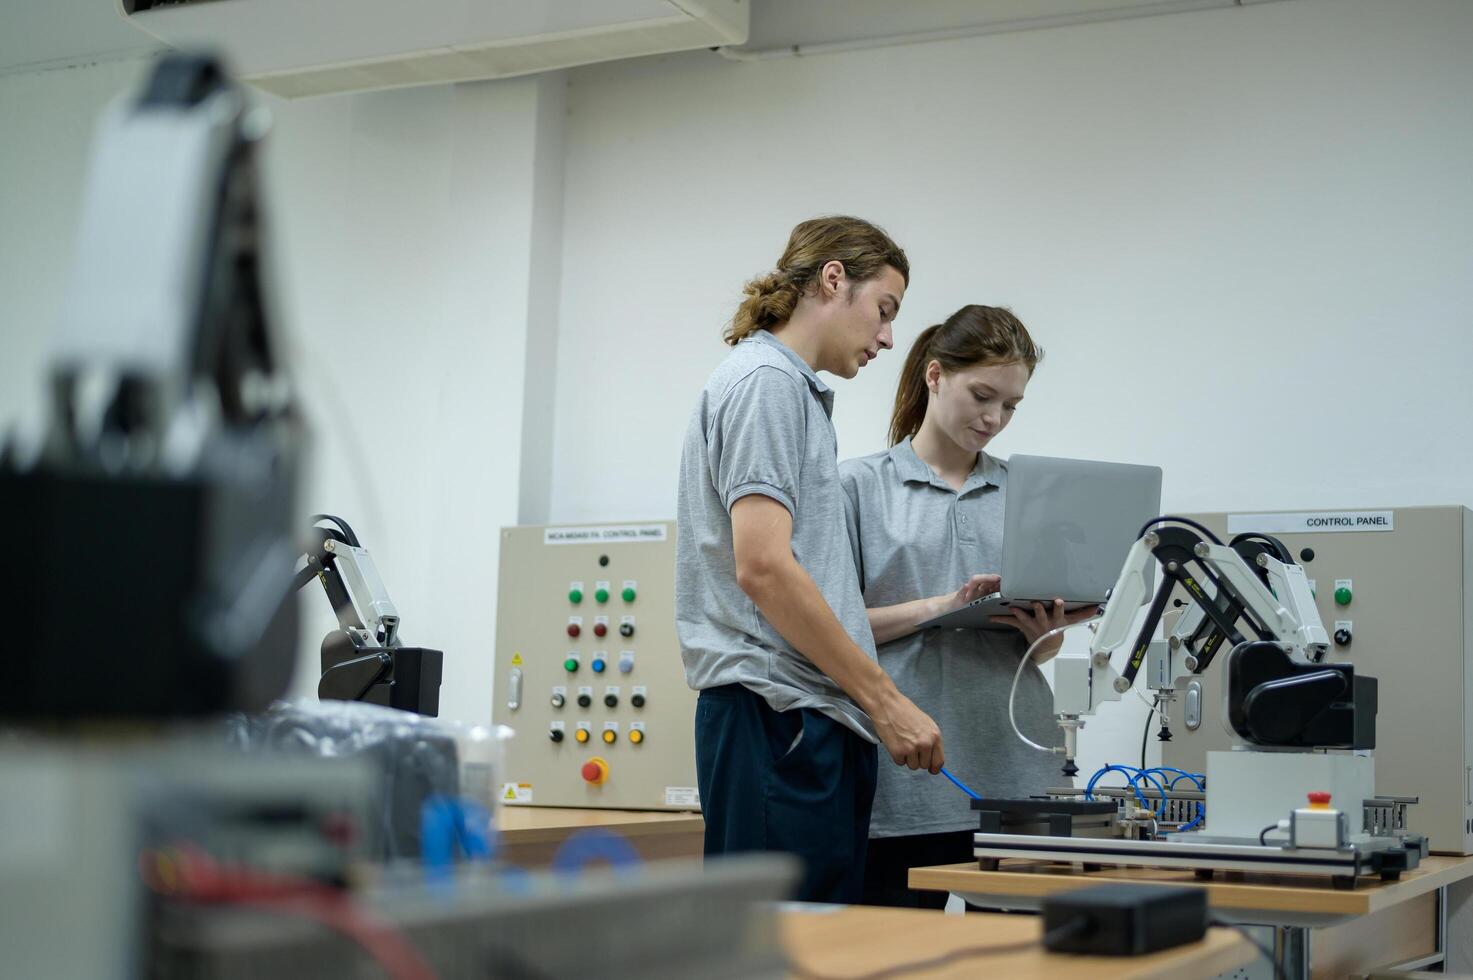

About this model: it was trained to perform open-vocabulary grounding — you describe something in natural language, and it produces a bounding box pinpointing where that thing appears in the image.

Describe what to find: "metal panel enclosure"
[492,522,698,810]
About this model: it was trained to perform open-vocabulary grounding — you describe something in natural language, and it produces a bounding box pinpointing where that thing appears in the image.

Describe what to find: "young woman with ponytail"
[839,304,1097,908]
[676,216,949,904]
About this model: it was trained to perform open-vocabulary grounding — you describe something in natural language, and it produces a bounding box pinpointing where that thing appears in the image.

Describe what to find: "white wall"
[0,58,567,728]
[550,0,1473,775]
[264,72,568,726]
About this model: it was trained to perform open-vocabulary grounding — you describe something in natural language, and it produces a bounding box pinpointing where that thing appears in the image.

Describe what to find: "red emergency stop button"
[1308,791,1331,808]
[581,758,609,785]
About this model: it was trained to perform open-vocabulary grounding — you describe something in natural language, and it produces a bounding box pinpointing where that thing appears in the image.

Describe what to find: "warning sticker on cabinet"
[664,786,700,807]
[501,782,533,804]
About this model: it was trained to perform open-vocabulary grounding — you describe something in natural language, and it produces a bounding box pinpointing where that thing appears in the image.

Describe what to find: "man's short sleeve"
[706,366,807,515]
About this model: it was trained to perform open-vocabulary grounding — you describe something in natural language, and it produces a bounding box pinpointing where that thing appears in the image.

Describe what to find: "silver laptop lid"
[1001,454,1163,602]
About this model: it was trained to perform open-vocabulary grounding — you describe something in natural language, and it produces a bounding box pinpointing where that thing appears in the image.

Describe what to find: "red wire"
[231,892,436,980]
[143,845,437,980]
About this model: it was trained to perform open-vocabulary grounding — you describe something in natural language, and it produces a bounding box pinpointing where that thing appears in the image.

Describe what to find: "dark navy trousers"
[694,683,878,903]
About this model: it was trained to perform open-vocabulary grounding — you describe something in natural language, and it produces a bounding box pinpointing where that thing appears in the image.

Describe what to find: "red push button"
[566,623,581,638]
[593,622,608,637]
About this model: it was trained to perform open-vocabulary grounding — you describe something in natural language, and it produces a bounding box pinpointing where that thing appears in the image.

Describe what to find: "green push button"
[1334,586,1352,606]
[563,657,579,673]
[568,588,583,604]
[622,586,637,603]
[595,587,610,603]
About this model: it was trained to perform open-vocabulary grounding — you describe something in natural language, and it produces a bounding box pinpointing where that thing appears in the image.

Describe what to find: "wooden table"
[779,905,1254,979]
[494,806,704,866]
[910,855,1473,979]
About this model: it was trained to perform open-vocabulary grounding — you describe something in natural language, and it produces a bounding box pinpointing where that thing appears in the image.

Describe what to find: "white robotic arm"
[1039,521,1333,774]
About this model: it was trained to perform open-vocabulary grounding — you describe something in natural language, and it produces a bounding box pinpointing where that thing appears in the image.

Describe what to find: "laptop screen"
[1001,455,1163,602]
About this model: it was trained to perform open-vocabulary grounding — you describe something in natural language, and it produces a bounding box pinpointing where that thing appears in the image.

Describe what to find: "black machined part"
[139,53,228,108]
[319,631,443,717]
[974,798,1117,839]
[1226,641,1377,749]
[319,648,393,701]
[973,797,1118,816]
[0,468,299,717]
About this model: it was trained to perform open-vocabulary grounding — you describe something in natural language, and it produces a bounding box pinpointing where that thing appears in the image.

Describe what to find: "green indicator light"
[568,588,583,604]
[595,587,610,603]
[1334,586,1352,606]
[563,657,579,672]
[622,586,637,603]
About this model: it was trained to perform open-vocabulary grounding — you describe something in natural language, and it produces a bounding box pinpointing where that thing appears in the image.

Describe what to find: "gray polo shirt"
[676,330,879,743]
[839,439,1068,837]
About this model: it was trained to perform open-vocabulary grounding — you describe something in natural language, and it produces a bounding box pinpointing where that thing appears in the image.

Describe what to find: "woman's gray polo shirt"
[676,330,879,743]
[839,439,1068,837]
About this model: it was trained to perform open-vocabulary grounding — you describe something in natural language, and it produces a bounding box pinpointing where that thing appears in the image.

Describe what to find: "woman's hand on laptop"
[927,573,1001,622]
[991,598,1098,662]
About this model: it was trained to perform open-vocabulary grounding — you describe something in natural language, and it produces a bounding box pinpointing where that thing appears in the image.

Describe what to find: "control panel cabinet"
[1161,506,1473,855]
[492,522,699,810]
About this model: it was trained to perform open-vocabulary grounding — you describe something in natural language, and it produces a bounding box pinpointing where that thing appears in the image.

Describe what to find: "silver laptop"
[917,454,1162,630]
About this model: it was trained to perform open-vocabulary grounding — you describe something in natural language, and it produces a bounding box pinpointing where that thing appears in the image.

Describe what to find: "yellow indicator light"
[629,729,644,745]
[574,728,590,744]
[602,729,617,744]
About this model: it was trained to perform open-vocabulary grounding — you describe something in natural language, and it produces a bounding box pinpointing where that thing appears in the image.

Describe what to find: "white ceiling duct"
[117,0,749,99]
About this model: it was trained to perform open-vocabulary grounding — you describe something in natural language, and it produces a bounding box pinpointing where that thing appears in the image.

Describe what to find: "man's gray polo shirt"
[677,330,879,743]
[839,438,1067,837]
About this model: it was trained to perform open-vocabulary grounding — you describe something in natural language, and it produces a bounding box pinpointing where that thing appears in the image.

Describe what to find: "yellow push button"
[602,728,617,744]
[629,729,644,745]
[574,728,590,744]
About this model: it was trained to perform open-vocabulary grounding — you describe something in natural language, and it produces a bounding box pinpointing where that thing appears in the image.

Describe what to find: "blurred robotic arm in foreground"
[0,55,302,717]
